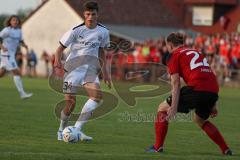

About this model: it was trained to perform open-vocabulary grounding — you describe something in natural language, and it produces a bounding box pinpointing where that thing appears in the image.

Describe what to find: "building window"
[192,6,214,26]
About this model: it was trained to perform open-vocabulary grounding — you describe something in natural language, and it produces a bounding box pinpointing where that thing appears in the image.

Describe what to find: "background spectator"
[15,47,24,75]
[26,49,38,77]
[41,50,50,78]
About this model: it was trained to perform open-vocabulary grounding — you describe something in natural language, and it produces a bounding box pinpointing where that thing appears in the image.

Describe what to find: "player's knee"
[11,69,20,75]
[157,101,170,112]
[90,95,102,103]
[0,69,6,77]
[193,116,197,123]
[98,91,103,101]
[193,114,205,127]
[90,91,102,102]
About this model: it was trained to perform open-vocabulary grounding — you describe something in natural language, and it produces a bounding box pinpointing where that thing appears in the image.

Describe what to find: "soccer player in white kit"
[54,1,111,141]
[0,15,32,99]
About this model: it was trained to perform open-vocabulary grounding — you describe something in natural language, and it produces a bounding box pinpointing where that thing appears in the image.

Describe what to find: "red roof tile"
[65,0,186,27]
[184,0,237,5]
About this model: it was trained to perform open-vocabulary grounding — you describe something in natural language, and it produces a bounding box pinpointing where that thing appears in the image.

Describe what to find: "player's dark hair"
[4,15,21,28]
[166,32,186,47]
[83,1,99,12]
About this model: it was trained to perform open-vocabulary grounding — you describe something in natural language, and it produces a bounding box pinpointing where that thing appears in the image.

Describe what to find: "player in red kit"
[146,32,232,155]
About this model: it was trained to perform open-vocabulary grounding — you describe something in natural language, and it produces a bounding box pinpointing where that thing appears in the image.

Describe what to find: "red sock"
[153,111,168,150]
[202,121,229,153]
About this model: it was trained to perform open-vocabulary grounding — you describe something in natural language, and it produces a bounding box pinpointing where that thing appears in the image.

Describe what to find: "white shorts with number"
[0,54,18,71]
[63,65,100,94]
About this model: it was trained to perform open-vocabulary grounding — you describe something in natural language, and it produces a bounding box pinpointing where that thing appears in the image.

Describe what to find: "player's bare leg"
[146,101,170,153]
[193,113,232,155]
[74,82,102,141]
[84,82,103,102]
[63,94,76,116]
[0,68,6,77]
[11,69,32,99]
[57,94,76,140]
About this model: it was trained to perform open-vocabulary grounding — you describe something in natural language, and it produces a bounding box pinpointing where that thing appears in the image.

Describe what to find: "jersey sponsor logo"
[98,35,103,41]
[75,34,100,48]
[77,41,100,48]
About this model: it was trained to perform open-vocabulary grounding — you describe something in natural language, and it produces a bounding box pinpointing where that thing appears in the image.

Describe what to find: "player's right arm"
[54,45,65,68]
[167,73,180,120]
[0,41,8,52]
[54,29,75,68]
[0,28,9,52]
[53,44,66,78]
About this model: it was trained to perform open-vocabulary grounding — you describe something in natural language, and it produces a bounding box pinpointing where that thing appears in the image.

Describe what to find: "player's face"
[84,10,98,28]
[166,42,173,53]
[10,17,19,28]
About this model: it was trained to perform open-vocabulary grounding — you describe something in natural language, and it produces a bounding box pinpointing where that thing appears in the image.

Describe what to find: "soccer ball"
[62,126,81,143]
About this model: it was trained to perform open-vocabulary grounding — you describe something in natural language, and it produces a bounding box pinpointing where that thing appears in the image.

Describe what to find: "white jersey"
[60,23,110,62]
[0,27,23,56]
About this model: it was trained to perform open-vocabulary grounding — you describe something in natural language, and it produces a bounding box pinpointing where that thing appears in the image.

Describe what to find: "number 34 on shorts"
[63,82,73,90]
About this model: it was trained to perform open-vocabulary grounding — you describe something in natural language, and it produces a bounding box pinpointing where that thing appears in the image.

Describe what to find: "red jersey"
[231,44,240,58]
[219,43,229,57]
[167,47,219,93]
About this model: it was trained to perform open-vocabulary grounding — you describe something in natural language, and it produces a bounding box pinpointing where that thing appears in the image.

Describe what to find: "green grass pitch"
[0,77,239,160]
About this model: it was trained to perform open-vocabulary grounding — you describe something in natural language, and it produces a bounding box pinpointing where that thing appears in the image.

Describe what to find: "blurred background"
[0,0,240,87]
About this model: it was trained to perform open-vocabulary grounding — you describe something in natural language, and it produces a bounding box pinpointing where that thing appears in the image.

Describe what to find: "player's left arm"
[167,73,180,121]
[0,37,5,52]
[19,30,28,51]
[20,40,28,50]
[99,30,111,89]
[99,47,111,89]
[0,28,9,52]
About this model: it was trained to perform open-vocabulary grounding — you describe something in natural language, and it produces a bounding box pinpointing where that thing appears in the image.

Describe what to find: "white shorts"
[63,65,100,94]
[0,54,18,71]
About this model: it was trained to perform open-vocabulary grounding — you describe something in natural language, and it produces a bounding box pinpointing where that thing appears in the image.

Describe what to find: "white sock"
[59,110,71,131]
[74,99,100,130]
[13,76,25,95]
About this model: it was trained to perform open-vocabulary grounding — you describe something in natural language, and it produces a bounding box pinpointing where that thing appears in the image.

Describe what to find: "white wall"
[22,0,83,76]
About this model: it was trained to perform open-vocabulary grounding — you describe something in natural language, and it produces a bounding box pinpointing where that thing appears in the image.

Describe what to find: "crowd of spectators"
[109,32,240,83]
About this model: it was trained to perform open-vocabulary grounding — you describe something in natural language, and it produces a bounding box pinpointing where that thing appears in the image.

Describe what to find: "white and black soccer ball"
[62,126,81,143]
